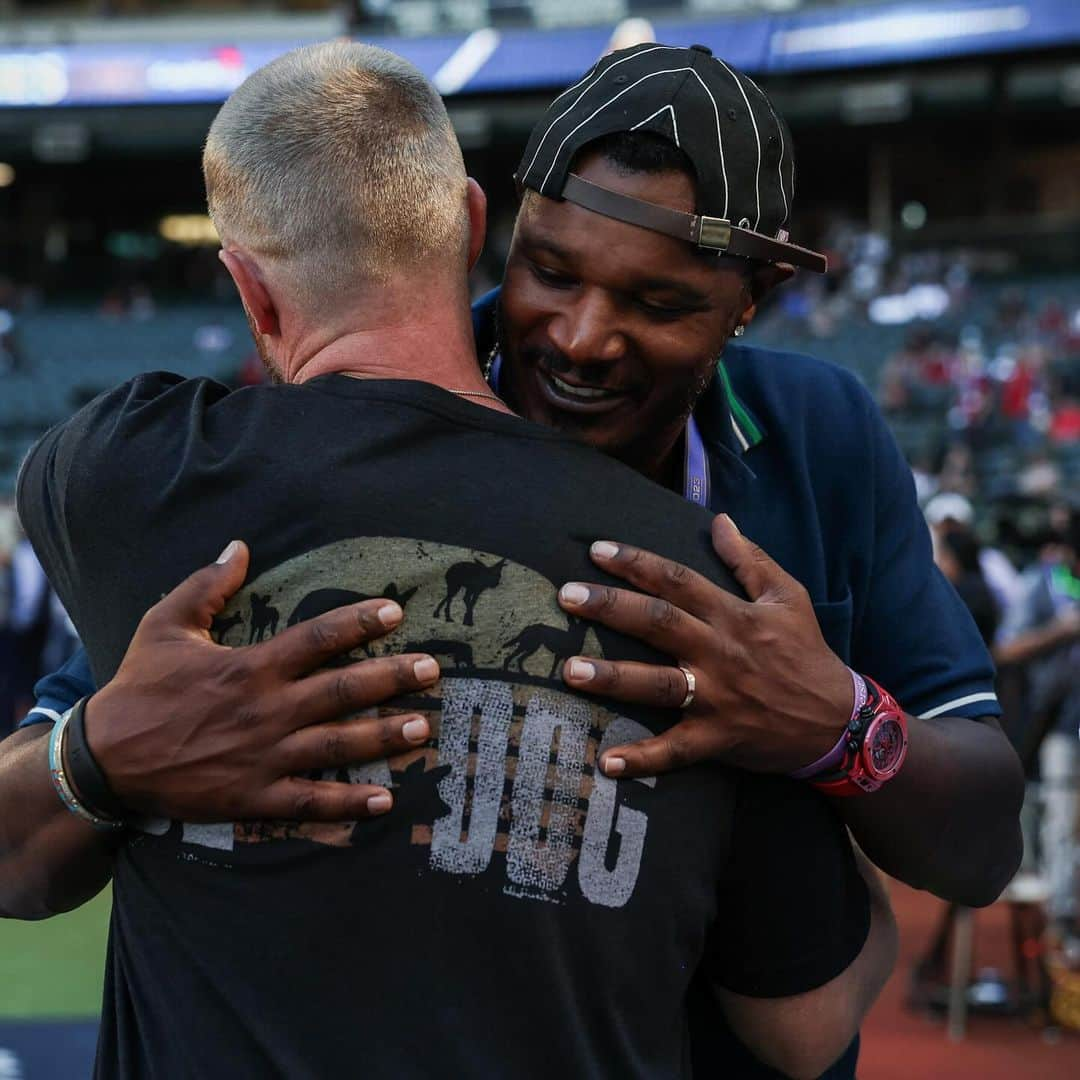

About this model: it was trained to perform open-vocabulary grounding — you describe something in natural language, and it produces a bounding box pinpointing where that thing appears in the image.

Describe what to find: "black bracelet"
[65,696,128,824]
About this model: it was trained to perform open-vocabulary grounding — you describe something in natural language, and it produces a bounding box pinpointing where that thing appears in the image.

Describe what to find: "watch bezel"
[861,710,908,781]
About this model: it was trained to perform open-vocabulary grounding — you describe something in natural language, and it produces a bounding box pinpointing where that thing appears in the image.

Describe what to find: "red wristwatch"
[807,677,909,797]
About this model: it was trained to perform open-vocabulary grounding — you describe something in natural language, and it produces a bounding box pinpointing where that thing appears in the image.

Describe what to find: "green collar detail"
[715,359,765,453]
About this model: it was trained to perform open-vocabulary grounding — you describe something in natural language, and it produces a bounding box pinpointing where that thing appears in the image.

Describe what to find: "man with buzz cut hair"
[202,41,469,304]
[5,41,897,1080]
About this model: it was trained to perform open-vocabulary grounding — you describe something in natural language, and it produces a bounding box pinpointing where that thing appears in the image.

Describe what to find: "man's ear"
[737,261,795,332]
[218,249,280,337]
[465,177,488,272]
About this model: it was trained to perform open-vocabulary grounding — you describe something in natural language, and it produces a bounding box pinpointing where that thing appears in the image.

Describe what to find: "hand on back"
[88,541,440,824]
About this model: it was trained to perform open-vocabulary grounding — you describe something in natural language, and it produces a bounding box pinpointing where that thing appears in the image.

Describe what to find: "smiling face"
[499,151,757,481]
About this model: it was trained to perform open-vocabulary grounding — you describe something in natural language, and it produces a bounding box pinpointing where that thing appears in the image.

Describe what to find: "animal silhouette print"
[502,617,589,677]
[402,639,474,671]
[211,610,244,644]
[287,584,419,628]
[248,594,279,644]
[433,558,507,626]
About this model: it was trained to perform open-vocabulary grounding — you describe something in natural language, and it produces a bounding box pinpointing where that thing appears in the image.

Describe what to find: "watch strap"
[790,669,867,780]
[810,677,907,797]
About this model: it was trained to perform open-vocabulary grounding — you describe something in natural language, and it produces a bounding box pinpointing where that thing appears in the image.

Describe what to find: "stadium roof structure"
[0,0,1079,108]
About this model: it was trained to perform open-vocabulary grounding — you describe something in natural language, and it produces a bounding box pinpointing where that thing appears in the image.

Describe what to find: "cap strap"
[561,173,827,274]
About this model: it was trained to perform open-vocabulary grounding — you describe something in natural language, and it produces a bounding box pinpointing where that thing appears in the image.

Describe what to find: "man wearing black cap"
[483,39,1021,900]
[13,42,1018,1077]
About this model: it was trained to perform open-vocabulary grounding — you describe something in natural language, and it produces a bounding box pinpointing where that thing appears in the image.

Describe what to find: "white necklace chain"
[338,370,503,405]
[447,388,504,405]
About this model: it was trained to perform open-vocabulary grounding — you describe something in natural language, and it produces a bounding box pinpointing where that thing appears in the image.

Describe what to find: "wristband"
[66,695,129,823]
[790,668,867,781]
[48,703,125,832]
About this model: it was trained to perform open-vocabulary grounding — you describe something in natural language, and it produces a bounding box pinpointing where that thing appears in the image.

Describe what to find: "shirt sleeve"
[15,371,219,683]
[851,394,1001,722]
[703,773,870,998]
[19,647,97,728]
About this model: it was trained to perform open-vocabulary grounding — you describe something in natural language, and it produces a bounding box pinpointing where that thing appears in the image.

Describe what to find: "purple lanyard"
[487,354,711,507]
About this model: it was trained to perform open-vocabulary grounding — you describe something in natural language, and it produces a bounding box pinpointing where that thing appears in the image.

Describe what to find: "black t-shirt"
[19,374,869,1079]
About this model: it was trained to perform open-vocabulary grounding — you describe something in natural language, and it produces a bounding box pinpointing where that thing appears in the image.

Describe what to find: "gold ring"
[679,666,696,709]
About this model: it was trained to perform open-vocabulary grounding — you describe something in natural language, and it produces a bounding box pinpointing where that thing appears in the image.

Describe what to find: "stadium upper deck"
[1,2,892,42]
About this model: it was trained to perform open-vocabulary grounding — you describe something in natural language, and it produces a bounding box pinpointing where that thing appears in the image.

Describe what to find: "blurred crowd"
[766,226,1080,952]
[878,302,1080,457]
[775,226,1080,454]
[924,493,1080,943]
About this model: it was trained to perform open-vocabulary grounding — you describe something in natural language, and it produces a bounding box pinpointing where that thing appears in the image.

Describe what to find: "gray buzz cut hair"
[203,41,468,296]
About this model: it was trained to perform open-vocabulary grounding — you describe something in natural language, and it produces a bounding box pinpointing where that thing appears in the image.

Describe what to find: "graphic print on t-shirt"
[145,536,658,909]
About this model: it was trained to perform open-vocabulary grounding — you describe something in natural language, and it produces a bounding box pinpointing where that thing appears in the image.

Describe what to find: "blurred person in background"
[925,492,1021,623]
[994,506,1080,942]
[0,277,21,374]
[932,523,1001,648]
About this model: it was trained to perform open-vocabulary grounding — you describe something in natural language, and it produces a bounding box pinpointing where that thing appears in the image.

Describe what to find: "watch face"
[867,716,907,778]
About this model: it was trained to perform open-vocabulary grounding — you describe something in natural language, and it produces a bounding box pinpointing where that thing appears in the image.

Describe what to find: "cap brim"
[557,173,827,273]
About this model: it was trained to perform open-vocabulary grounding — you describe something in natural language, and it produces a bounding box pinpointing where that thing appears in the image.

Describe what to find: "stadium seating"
[0,305,251,493]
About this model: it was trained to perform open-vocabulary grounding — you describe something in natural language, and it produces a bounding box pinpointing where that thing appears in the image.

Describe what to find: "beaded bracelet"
[48,705,125,832]
[789,668,869,781]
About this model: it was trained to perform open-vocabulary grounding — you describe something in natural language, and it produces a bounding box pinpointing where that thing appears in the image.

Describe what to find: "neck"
[616,423,686,491]
[286,294,512,415]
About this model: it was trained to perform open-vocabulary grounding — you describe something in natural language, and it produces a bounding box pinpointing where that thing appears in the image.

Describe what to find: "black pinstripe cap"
[516,43,826,273]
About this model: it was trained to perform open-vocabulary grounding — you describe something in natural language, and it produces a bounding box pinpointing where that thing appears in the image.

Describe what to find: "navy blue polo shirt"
[697,338,1000,723]
[23,290,999,727]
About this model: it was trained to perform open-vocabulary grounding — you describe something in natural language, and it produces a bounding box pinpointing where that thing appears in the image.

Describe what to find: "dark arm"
[718,852,897,1079]
[0,544,441,921]
[556,370,1026,906]
[0,724,115,920]
[704,774,897,1079]
[834,712,1023,908]
[556,516,1025,908]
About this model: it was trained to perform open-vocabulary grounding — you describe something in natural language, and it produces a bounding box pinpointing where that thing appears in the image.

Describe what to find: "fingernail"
[567,658,596,682]
[367,793,393,814]
[402,717,429,743]
[591,541,619,560]
[560,583,590,606]
[216,540,240,564]
[377,602,403,627]
[603,756,626,776]
[721,513,740,536]
[414,657,440,682]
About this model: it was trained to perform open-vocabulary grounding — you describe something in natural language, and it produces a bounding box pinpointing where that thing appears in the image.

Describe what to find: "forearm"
[850,850,899,1014]
[0,727,114,920]
[717,855,897,1080]
[993,621,1079,666]
[836,713,1024,907]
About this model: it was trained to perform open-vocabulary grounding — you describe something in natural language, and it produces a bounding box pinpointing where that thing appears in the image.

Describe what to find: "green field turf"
[0,886,110,1019]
